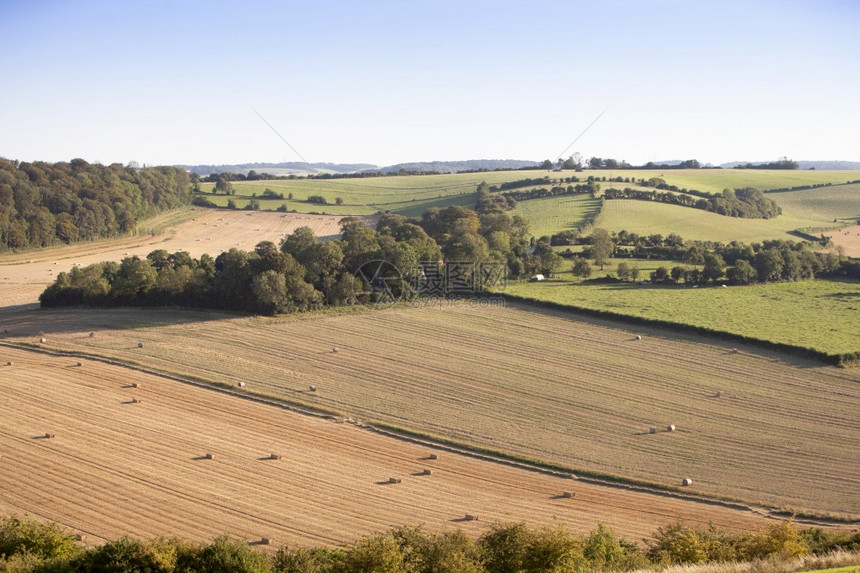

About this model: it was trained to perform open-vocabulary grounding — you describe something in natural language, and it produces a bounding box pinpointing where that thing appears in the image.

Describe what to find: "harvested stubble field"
[0,208,363,307]
[0,347,774,547]
[3,303,857,518]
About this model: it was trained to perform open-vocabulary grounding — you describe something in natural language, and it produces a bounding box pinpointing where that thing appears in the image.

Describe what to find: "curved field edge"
[494,290,859,366]
[1,304,857,517]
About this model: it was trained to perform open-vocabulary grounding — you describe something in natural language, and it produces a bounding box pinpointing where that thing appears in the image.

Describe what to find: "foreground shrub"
[0,517,80,562]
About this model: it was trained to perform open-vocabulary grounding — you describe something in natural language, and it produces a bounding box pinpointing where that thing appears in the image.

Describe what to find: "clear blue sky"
[1,0,858,167]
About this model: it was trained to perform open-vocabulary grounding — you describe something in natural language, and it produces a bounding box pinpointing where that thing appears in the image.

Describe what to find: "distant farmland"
[3,303,857,517]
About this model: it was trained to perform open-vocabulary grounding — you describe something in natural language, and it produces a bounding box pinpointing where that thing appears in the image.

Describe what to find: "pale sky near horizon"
[1,0,858,168]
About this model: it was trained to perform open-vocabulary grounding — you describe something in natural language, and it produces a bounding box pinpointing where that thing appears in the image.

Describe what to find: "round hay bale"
[332,347,339,353]
[6,361,11,366]
[666,424,676,432]
[270,453,282,460]
[730,348,738,354]
[237,381,246,388]
[75,533,85,542]
[635,335,642,340]
[39,337,47,344]
[422,469,433,476]
[89,332,95,338]
[204,453,215,460]
[39,331,45,337]
[260,538,272,546]
[715,390,723,398]
[389,477,402,484]
[649,426,657,434]
[428,453,438,460]
[137,342,143,348]
[562,491,574,498]
[76,362,82,367]
[131,382,140,388]
[465,514,478,521]
[309,385,317,392]
[682,478,693,486]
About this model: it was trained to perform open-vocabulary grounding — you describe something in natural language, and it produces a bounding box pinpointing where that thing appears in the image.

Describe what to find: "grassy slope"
[512,195,602,238]
[586,169,860,194]
[771,183,860,227]
[502,273,860,357]
[593,200,821,243]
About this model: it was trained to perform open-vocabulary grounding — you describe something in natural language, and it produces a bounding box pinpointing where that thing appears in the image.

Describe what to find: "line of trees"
[41,205,568,313]
[2,515,857,573]
[0,158,191,251]
[603,186,781,219]
[568,229,850,285]
[498,182,600,203]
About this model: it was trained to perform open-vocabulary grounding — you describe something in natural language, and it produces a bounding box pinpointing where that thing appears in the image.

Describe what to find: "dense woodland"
[1,515,857,573]
[40,207,566,313]
[0,158,191,252]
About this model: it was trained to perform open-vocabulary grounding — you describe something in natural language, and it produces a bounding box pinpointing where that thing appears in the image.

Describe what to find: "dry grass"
[629,549,860,573]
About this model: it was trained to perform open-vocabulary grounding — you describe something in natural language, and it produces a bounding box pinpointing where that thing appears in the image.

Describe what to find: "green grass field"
[512,195,602,238]
[592,199,830,243]
[502,272,860,358]
[585,168,860,194]
[770,183,860,228]
[198,169,860,243]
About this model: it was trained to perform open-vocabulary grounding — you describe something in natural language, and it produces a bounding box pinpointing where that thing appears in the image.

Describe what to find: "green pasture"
[512,194,602,238]
[592,199,847,243]
[502,271,860,357]
[585,169,860,194]
[772,183,860,227]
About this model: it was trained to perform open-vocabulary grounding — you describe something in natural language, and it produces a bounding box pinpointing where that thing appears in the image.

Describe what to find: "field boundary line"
[493,294,858,366]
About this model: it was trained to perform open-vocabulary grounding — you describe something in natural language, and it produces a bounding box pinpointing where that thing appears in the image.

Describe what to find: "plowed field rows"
[3,302,857,516]
[0,348,773,547]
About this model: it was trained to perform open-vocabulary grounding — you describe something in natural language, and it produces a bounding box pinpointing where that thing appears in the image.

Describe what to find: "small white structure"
[531,274,545,282]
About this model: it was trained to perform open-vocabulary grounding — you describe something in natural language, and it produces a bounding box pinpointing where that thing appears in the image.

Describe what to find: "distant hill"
[178,161,377,176]
[719,160,860,170]
[376,159,539,173]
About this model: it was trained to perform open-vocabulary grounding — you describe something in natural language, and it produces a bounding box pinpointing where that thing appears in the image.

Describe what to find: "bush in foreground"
[1,516,858,573]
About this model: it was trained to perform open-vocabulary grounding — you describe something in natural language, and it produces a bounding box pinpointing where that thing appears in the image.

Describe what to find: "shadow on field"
[0,306,243,340]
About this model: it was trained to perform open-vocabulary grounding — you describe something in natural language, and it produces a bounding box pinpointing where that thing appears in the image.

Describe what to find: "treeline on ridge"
[0,158,191,251]
[40,207,567,313]
[1,515,858,573]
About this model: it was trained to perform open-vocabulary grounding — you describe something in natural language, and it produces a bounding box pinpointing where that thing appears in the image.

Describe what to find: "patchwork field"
[0,346,774,547]
[2,303,857,517]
